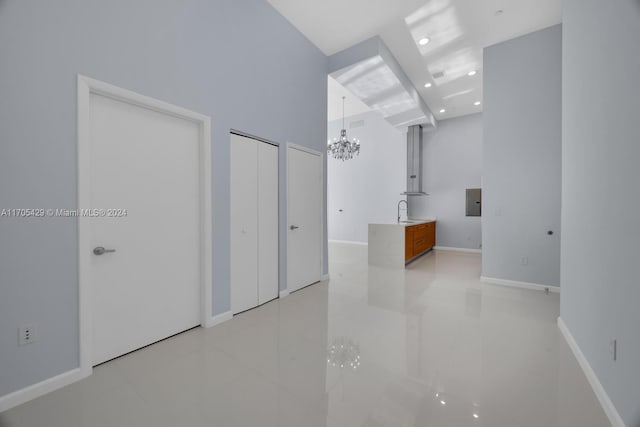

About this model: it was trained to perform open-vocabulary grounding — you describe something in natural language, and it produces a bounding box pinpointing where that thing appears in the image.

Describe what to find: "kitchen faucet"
[397,199,408,223]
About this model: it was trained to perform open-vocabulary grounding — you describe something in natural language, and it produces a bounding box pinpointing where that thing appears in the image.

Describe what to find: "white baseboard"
[0,308,234,412]
[328,239,368,246]
[480,276,560,293]
[434,246,482,254]
[558,317,625,427]
[279,289,290,299]
[321,274,330,281]
[0,367,88,412]
[205,310,232,328]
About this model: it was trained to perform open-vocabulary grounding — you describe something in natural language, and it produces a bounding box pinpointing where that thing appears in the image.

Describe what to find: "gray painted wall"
[327,111,405,243]
[410,114,483,250]
[0,0,327,397]
[482,25,562,287]
[562,1,640,425]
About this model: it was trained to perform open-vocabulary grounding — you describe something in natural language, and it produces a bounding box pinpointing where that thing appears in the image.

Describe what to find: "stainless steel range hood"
[401,125,428,196]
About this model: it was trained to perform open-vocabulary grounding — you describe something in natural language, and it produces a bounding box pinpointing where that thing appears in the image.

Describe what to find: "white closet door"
[230,134,258,314]
[258,143,279,304]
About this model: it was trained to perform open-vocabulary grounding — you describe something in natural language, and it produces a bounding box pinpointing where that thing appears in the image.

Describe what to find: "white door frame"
[285,143,324,294]
[77,75,213,377]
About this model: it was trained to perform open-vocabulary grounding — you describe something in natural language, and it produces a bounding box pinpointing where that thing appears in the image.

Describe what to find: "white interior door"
[287,146,322,293]
[89,92,201,365]
[230,134,259,314]
[258,142,279,304]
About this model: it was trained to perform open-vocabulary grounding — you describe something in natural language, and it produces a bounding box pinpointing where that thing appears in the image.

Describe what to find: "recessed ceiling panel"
[329,38,436,130]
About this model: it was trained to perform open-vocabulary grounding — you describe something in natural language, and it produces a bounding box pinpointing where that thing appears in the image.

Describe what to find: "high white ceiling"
[327,76,371,122]
[268,0,563,121]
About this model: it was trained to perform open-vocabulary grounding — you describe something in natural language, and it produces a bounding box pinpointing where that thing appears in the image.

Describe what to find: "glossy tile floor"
[1,243,611,427]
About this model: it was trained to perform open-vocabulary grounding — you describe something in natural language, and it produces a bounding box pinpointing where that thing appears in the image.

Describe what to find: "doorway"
[77,76,212,368]
[286,144,323,293]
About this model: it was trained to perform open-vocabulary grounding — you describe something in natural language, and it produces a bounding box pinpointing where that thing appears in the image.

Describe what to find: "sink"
[399,220,421,224]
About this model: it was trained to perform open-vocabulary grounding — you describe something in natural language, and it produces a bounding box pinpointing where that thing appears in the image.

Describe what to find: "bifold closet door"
[258,143,278,305]
[230,134,278,314]
[230,134,259,314]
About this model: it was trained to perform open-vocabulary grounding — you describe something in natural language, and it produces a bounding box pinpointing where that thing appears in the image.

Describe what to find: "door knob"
[93,246,116,255]
[290,225,300,230]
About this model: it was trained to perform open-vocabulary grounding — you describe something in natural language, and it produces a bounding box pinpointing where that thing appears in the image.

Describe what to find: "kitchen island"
[368,219,436,268]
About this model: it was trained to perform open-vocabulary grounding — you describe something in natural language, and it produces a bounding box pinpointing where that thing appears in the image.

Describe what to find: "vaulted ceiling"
[267,0,563,121]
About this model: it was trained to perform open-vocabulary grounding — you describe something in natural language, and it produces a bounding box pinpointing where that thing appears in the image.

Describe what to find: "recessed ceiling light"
[440,400,447,405]
[468,70,477,76]
[474,101,481,106]
[418,37,430,46]
[439,109,446,113]
[473,413,480,419]
[495,9,504,16]
[424,82,432,88]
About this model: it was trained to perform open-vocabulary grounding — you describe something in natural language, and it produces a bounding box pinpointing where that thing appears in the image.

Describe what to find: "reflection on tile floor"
[0,243,610,427]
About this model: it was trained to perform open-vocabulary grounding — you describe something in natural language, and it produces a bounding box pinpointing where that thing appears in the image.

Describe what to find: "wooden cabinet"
[405,227,415,259]
[404,221,436,262]
[425,221,436,248]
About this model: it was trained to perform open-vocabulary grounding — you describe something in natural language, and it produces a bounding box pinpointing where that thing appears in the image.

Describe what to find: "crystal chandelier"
[327,96,360,161]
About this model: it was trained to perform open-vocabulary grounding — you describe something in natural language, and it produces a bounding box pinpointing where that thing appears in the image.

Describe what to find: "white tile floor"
[0,243,611,427]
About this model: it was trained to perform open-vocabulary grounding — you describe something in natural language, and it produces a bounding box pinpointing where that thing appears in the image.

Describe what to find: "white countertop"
[369,218,436,227]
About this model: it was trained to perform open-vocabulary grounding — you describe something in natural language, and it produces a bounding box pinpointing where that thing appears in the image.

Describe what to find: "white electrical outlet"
[521,256,528,266]
[18,323,37,346]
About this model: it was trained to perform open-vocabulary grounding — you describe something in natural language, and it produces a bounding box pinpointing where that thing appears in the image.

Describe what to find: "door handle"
[290,225,299,230]
[93,246,116,255]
